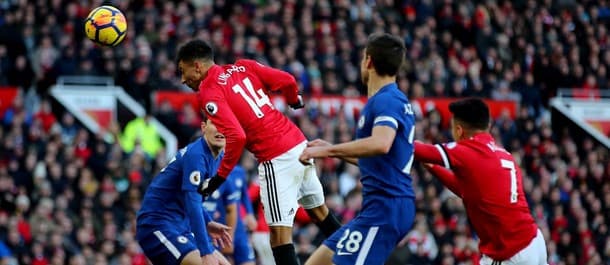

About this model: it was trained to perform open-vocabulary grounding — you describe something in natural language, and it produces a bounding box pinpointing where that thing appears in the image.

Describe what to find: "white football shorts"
[257,141,325,226]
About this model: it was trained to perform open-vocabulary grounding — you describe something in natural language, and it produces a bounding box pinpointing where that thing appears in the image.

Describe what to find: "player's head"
[176,39,215,92]
[200,110,225,151]
[448,98,491,140]
[361,33,405,84]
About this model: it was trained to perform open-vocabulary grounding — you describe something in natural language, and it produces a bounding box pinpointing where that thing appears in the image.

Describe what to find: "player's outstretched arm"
[414,141,450,167]
[422,163,462,196]
[244,60,300,106]
[299,126,395,163]
[305,139,358,165]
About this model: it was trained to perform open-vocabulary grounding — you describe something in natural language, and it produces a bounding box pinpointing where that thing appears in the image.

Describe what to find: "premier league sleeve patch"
[189,171,201,185]
[205,102,218,115]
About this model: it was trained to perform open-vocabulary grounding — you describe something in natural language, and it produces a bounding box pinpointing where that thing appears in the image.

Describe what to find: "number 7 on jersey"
[501,159,518,204]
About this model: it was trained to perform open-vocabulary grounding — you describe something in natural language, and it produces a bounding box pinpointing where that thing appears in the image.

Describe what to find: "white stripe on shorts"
[354,226,379,265]
[153,231,181,259]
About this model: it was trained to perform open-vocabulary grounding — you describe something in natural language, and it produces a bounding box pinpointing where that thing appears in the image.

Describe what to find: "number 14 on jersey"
[232,77,273,118]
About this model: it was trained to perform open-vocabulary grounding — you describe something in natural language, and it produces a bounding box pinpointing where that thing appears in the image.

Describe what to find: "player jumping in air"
[299,33,416,265]
[176,39,342,265]
[136,115,231,265]
[414,98,548,265]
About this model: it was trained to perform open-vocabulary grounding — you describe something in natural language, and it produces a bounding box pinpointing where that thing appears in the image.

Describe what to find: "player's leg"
[258,160,300,265]
[299,153,341,237]
[179,250,201,265]
[251,231,274,265]
[136,226,199,265]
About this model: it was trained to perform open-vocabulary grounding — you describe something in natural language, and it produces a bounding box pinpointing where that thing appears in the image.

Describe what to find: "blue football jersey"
[137,137,223,254]
[202,174,239,223]
[356,83,415,198]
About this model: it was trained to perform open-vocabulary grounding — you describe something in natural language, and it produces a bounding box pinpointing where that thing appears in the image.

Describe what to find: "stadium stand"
[0,0,609,264]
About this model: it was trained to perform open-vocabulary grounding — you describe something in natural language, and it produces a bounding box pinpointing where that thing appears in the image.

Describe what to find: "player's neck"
[367,75,396,97]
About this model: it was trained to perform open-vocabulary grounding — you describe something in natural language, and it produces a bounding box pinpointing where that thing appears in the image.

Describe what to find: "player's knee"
[299,194,324,210]
[269,226,293,246]
[180,250,201,265]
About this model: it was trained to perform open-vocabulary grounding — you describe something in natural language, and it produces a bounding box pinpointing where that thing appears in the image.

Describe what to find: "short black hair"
[365,33,405,76]
[448,98,490,130]
[176,39,214,63]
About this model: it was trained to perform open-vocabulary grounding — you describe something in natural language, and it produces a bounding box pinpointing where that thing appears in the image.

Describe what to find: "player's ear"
[200,121,206,132]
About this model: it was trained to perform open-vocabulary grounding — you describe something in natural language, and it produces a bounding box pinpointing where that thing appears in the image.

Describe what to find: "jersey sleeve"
[201,87,246,179]
[414,141,464,170]
[241,59,299,105]
[369,94,403,130]
[184,191,214,255]
[181,149,207,192]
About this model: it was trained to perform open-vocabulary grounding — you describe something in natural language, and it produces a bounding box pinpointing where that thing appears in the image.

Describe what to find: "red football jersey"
[415,133,537,260]
[198,59,306,178]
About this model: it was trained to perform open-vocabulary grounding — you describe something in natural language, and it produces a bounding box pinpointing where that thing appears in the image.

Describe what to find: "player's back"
[202,60,305,162]
[357,83,415,199]
[137,139,216,229]
[449,133,537,260]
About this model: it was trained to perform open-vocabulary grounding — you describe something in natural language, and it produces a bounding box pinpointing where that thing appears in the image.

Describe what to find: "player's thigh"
[179,250,201,265]
[298,162,325,210]
[304,244,335,265]
[324,218,399,265]
[258,158,301,226]
[137,227,197,265]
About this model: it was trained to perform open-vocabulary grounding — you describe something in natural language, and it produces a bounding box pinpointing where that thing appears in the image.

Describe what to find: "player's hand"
[299,146,328,165]
[289,95,305,109]
[422,163,435,170]
[207,221,232,249]
[307,139,331,147]
[243,214,258,231]
[199,175,225,197]
[201,253,220,265]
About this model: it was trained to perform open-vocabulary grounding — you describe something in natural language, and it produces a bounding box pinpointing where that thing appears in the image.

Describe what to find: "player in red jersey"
[176,40,342,265]
[414,98,547,265]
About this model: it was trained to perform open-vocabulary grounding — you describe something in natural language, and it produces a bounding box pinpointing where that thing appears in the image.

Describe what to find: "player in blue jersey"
[300,33,416,265]
[202,165,256,265]
[136,115,232,265]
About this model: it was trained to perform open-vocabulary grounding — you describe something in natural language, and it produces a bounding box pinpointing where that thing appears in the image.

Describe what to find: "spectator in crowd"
[119,114,163,158]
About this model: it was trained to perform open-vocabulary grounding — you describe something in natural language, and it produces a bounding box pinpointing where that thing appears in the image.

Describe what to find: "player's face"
[450,118,464,140]
[360,50,370,85]
[201,119,226,150]
[179,60,203,92]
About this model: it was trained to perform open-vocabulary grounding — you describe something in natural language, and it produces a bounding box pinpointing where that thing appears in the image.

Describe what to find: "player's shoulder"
[182,138,205,157]
[235,59,265,69]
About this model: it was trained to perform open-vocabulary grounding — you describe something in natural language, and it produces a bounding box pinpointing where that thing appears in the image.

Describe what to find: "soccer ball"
[84,5,127,47]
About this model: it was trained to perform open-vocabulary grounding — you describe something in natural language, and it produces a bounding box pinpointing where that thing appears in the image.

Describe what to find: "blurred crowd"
[1,0,610,264]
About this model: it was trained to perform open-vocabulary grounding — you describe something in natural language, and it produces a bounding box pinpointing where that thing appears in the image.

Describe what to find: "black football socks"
[272,243,300,265]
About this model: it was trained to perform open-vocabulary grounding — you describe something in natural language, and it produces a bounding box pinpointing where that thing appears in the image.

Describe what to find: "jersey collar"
[470,132,494,142]
[201,65,222,87]
[378,82,398,93]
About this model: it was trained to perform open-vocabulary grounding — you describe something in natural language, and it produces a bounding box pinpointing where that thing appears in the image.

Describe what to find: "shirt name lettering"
[218,65,246,85]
